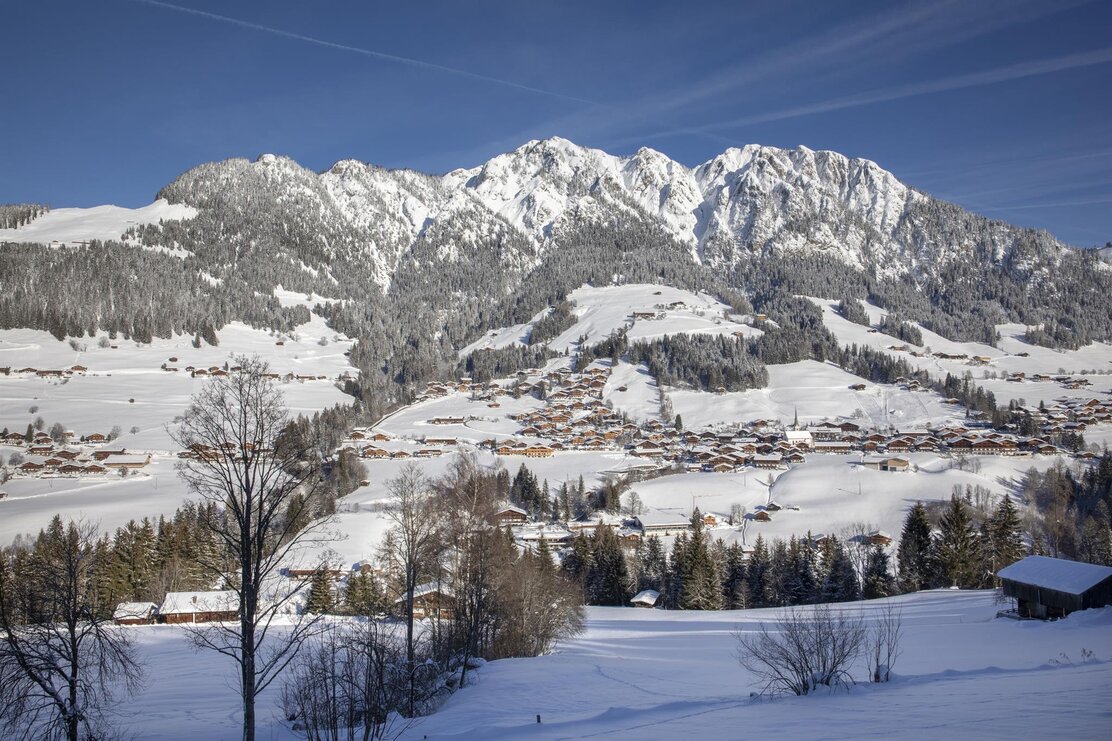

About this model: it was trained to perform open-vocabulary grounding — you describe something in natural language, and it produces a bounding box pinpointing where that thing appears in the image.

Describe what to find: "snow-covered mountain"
[152,137,1072,290]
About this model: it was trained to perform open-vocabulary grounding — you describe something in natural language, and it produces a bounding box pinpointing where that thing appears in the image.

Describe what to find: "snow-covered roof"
[160,590,238,615]
[636,510,690,527]
[997,556,1112,596]
[631,589,660,606]
[113,601,158,620]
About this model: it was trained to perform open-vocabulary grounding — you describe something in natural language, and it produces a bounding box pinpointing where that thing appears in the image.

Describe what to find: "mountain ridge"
[154,137,1073,291]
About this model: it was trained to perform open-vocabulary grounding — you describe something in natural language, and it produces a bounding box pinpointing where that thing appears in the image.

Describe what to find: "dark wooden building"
[997,556,1112,619]
[159,591,239,624]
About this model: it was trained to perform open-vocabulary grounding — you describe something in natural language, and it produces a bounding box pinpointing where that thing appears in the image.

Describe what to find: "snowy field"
[102,591,1112,739]
[811,297,1112,406]
[0,199,197,245]
[460,283,758,356]
[669,359,963,430]
[626,453,1071,550]
[0,305,356,544]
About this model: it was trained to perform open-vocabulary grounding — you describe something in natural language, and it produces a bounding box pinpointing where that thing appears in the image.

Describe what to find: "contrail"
[130,0,604,107]
[658,46,1112,136]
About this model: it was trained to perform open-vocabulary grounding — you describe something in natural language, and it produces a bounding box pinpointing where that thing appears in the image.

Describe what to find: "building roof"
[998,556,1112,596]
[630,589,661,606]
[113,601,158,620]
[160,590,238,615]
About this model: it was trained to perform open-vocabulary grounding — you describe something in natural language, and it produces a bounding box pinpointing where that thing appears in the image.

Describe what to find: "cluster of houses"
[0,364,88,378]
[3,429,151,478]
[113,590,238,626]
[1017,395,1112,434]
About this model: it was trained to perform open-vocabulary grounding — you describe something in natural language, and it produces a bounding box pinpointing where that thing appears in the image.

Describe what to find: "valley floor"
[110,591,1112,740]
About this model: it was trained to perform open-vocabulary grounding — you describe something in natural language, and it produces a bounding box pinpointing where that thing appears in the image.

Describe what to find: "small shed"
[997,556,1112,619]
[630,589,661,608]
[113,601,158,625]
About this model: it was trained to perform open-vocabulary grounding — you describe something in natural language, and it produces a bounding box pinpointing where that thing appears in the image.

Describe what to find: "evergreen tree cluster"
[627,334,769,391]
[877,313,923,345]
[0,203,49,229]
[528,300,577,345]
[896,493,1028,591]
[837,296,870,326]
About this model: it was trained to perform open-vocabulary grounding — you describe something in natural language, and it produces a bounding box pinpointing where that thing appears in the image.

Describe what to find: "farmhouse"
[113,601,158,625]
[494,504,528,525]
[159,591,238,624]
[393,583,454,620]
[998,556,1112,619]
[634,510,691,537]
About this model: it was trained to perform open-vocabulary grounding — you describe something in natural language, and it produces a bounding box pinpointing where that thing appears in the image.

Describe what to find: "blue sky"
[1,0,1110,245]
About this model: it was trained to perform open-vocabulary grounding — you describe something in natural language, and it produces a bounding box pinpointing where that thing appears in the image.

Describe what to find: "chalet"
[393,583,454,620]
[85,432,107,443]
[813,441,853,454]
[634,510,691,537]
[103,454,151,469]
[19,461,45,473]
[69,365,88,374]
[753,453,784,469]
[494,504,528,525]
[632,311,660,320]
[866,530,894,546]
[361,446,390,459]
[751,510,772,522]
[998,556,1112,619]
[428,416,466,425]
[861,457,910,472]
[159,591,238,624]
[113,601,158,626]
[630,589,661,608]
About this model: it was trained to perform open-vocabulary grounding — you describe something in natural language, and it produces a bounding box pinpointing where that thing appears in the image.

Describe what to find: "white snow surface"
[100,592,1112,739]
[0,199,197,245]
[460,284,757,357]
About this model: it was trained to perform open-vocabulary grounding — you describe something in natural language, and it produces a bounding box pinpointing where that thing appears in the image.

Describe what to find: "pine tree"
[722,541,748,609]
[586,527,629,606]
[746,535,771,608]
[897,502,934,592]
[935,495,980,589]
[988,495,1025,580]
[861,544,897,599]
[820,536,860,603]
[638,535,666,593]
[306,569,334,614]
[344,570,384,615]
[677,511,723,610]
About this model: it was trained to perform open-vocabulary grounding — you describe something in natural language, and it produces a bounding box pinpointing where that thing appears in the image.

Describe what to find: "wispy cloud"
[672,46,1112,135]
[130,0,605,107]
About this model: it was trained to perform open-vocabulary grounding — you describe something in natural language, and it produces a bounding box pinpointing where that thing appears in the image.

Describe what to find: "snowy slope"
[99,592,1112,739]
[460,283,756,357]
[0,199,197,245]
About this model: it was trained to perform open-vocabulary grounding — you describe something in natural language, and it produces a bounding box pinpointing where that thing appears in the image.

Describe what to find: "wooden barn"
[159,591,239,624]
[113,601,158,625]
[997,556,1112,619]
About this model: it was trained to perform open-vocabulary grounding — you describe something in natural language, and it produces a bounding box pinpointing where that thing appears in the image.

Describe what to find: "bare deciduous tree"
[380,464,442,717]
[735,603,866,696]
[866,600,903,683]
[172,355,334,741]
[280,621,413,741]
[0,518,142,741]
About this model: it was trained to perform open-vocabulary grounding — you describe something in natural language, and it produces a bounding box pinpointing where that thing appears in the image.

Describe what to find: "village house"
[494,504,528,525]
[159,591,238,624]
[393,583,454,620]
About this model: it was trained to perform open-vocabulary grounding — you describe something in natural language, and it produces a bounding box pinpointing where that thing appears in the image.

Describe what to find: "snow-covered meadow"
[107,591,1112,739]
